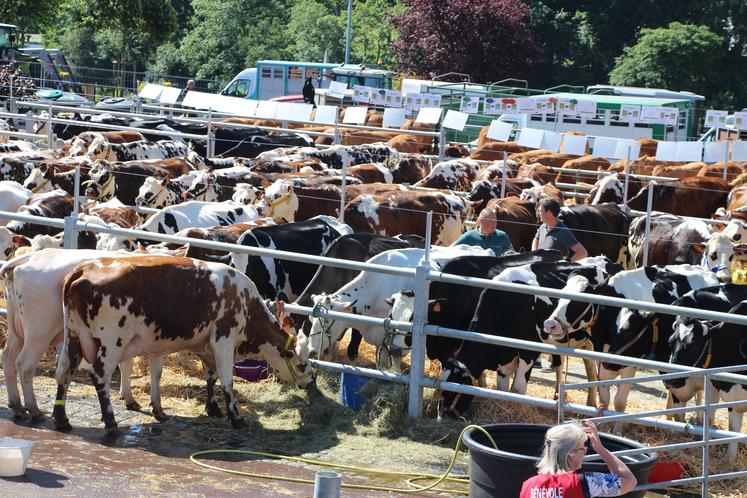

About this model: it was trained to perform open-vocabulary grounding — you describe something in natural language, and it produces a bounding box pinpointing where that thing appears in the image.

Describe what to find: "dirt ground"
[1,324,746,497]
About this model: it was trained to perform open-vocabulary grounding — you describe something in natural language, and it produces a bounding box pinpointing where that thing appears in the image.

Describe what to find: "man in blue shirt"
[452,208,513,256]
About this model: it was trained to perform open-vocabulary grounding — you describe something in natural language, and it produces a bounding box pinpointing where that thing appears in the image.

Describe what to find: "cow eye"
[735,234,742,241]
[710,252,717,261]
[729,254,734,261]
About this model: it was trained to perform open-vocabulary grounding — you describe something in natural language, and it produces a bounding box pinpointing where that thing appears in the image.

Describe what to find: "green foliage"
[609,23,725,100]
[0,0,58,35]
[287,0,346,62]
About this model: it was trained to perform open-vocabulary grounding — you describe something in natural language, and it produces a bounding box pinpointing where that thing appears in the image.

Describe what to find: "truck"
[220,60,392,104]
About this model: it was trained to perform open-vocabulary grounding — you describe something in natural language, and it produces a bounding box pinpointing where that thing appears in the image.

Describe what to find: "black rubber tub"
[462,424,657,498]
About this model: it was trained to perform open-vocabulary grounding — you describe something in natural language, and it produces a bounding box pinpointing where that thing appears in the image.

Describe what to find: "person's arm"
[451,230,469,247]
[584,421,637,495]
[569,243,588,262]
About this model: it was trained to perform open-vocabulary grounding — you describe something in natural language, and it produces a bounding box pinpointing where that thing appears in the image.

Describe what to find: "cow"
[435,257,622,417]
[476,160,517,182]
[83,198,140,229]
[0,248,190,422]
[292,233,425,360]
[554,156,611,185]
[296,245,494,368]
[470,141,530,160]
[413,158,481,191]
[651,162,707,180]
[23,160,93,196]
[256,143,399,170]
[0,141,41,153]
[0,153,54,183]
[181,166,255,202]
[343,190,469,246]
[519,183,563,204]
[627,215,711,268]
[626,177,730,218]
[466,178,538,217]
[68,131,147,156]
[698,162,745,181]
[488,197,538,252]
[135,176,190,209]
[55,255,312,432]
[515,163,556,185]
[587,173,644,205]
[6,190,74,238]
[347,163,393,184]
[86,137,189,162]
[386,154,433,184]
[232,183,263,205]
[230,216,352,301]
[256,180,403,222]
[0,181,33,223]
[543,265,719,430]
[666,300,747,458]
[85,158,196,204]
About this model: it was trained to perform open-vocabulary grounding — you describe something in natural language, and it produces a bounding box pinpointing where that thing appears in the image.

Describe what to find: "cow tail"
[55,294,71,385]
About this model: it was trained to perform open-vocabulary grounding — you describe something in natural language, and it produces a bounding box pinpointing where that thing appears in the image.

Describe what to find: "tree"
[287,0,346,62]
[0,0,58,36]
[391,0,538,82]
[609,23,725,102]
[350,0,403,66]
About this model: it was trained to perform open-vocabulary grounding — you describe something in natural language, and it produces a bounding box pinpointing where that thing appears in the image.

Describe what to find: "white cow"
[0,181,33,222]
[296,245,494,367]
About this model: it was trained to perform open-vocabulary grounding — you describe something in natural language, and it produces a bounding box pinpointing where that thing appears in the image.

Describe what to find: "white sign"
[486,120,513,142]
[423,93,441,107]
[640,106,664,124]
[704,141,729,163]
[181,91,213,109]
[275,102,313,122]
[675,141,704,162]
[734,112,747,131]
[593,137,619,158]
[655,141,678,161]
[442,110,469,131]
[369,88,387,106]
[517,128,545,149]
[619,105,641,123]
[732,141,747,162]
[460,95,480,114]
[483,98,500,115]
[416,107,443,124]
[541,131,562,152]
[382,108,406,128]
[353,85,371,103]
[327,81,347,98]
[612,139,641,160]
[158,86,182,105]
[662,108,679,126]
[231,98,258,117]
[577,100,597,116]
[517,98,535,113]
[255,100,279,119]
[313,105,339,124]
[556,98,578,115]
[383,90,402,108]
[403,93,426,110]
[342,106,369,124]
[705,110,728,127]
[561,135,588,156]
[138,83,164,100]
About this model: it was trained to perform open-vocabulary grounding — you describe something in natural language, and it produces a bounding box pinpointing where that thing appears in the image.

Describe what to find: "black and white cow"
[667,300,747,458]
[544,265,720,429]
[86,137,189,162]
[257,143,399,170]
[7,190,74,238]
[0,154,51,183]
[436,257,622,418]
[230,216,353,302]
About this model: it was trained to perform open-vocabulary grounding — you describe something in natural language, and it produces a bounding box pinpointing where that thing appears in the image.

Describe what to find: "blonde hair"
[537,422,587,474]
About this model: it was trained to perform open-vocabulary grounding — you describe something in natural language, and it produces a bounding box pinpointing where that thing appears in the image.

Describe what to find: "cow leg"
[597,364,619,413]
[727,408,743,459]
[2,331,26,418]
[53,338,84,431]
[346,329,363,361]
[197,353,222,418]
[553,355,565,401]
[212,345,244,428]
[17,339,52,421]
[582,343,598,408]
[148,356,167,421]
[510,354,535,395]
[117,358,142,411]
[497,357,518,391]
[89,354,119,433]
[611,366,636,434]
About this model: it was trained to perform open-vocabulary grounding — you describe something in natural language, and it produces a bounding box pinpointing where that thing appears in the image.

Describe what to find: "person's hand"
[583,420,604,452]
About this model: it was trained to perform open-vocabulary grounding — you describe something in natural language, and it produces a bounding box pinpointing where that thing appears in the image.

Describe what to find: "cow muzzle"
[543,318,567,341]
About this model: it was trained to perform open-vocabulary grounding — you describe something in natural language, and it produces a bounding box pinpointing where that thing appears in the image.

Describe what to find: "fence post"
[24,111,33,134]
[642,181,654,267]
[500,150,508,199]
[333,115,340,145]
[63,166,81,250]
[438,126,446,162]
[408,211,433,419]
[723,142,730,180]
[207,107,214,159]
[46,102,54,149]
[701,373,711,498]
[557,384,566,424]
[339,161,347,223]
[622,145,632,209]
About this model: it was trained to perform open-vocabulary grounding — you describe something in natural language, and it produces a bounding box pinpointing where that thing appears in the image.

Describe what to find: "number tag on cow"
[732,249,747,285]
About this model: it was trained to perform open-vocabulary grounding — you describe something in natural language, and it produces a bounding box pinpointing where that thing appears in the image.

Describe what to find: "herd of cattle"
[0,110,747,456]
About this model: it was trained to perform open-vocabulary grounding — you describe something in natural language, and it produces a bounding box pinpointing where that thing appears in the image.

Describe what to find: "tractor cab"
[0,23,18,50]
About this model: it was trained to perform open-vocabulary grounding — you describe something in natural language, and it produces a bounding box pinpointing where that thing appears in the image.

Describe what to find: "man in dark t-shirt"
[532,198,588,261]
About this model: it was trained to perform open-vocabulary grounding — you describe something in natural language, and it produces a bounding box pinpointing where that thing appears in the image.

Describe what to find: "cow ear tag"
[433,302,441,313]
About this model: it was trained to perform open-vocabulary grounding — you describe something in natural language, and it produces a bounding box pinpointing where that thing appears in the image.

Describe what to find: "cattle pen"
[2,102,747,496]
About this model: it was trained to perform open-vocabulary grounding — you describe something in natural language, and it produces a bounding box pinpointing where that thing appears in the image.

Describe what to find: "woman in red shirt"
[520,421,637,498]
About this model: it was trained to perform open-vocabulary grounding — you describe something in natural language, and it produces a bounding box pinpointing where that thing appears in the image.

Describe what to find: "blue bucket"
[340,372,370,411]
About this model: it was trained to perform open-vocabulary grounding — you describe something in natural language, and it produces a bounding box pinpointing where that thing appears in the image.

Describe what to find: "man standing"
[532,197,588,261]
[302,77,316,107]
[452,208,513,256]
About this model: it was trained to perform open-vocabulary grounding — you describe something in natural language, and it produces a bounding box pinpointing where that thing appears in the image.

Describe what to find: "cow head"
[136,177,181,209]
[255,180,298,220]
[437,357,476,419]
[0,227,22,260]
[723,219,747,242]
[23,165,54,193]
[296,293,357,363]
[85,135,114,161]
[588,173,624,205]
[664,316,712,401]
[261,315,314,389]
[543,275,599,342]
[86,161,116,200]
[68,137,89,156]
[184,173,221,202]
[232,183,262,205]
[702,232,734,283]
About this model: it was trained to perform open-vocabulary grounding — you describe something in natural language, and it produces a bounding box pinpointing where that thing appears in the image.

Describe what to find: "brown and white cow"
[628,214,711,268]
[347,163,393,184]
[343,190,468,245]
[386,154,434,184]
[68,131,147,156]
[587,173,644,205]
[56,256,312,431]
[414,158,481,191]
